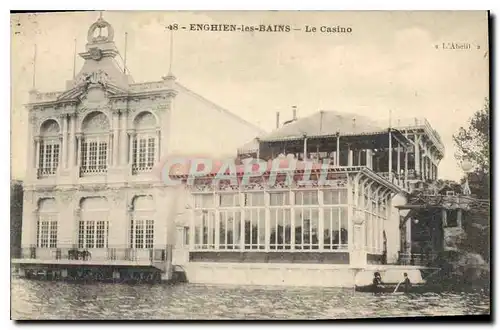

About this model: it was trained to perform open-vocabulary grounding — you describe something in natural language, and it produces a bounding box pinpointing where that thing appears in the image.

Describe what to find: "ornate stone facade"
[20,15,263,255]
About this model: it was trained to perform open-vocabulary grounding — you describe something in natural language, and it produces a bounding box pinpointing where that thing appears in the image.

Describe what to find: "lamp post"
[461,157,473,195]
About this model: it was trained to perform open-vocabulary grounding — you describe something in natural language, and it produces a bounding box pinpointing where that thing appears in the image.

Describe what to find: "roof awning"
[261,129,412,150]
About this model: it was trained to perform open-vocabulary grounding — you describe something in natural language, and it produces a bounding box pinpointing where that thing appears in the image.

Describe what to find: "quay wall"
[182,262,425,287]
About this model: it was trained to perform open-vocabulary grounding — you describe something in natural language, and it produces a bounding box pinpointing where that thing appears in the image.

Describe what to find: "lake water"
[11,278,490,320]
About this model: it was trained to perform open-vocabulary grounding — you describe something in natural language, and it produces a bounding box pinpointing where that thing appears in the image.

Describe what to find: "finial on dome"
[87,12,114,44]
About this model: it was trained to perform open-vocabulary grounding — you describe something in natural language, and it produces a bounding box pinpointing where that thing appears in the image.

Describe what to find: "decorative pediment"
[57,70,128,102]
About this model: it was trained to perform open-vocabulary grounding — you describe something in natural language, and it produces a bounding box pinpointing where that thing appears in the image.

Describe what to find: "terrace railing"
[13,246,169,264]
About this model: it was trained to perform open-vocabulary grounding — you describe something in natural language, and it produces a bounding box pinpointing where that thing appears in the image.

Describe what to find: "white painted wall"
[168,83,264,159]
[385,193,405,263]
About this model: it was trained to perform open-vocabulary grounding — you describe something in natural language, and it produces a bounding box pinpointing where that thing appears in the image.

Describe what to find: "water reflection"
[11,278,490,320]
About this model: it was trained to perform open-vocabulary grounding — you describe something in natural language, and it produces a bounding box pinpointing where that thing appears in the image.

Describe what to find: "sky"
[10,11,489,181]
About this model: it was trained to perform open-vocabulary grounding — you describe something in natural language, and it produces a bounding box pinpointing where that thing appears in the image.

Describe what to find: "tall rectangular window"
[86,221,95,248]
[295,190,319,205]
[81,138,108,174]
[39,141,60,176]
[194,194,214,209]
[96,221,105,248]
[49,221,58,248]
[243,209,266,250]
[219,193,239,207]
[37,215,58,248]
[78,220,109,249]
[323,207,348,250]
[294,208,319,250]
[323,189,348,205]
[40,222,49,248]
[132,135,156,173]
[218,210,240,250]
[269,209,292,250]
[78,221,85,248]
[270,192,290,206]
[98,142,107,170]
[135,220,144,248]
[145,220,154,249]
[130,220,155,249]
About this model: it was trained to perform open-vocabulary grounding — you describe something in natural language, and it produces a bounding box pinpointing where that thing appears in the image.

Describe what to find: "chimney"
[352,117,356,129]
[276,112,280,129]
[292,106,297,121]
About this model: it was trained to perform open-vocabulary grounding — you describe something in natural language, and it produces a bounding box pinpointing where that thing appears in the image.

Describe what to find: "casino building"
[169,111,445,286]
[13,15,263,281]
[13,14,446,287]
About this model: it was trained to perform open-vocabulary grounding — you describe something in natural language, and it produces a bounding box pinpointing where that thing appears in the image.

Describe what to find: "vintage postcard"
[10,10,490,320]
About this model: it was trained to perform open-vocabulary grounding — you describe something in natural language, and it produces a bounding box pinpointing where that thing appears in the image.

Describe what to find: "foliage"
[453,98,490,199]
[10,181,23,258]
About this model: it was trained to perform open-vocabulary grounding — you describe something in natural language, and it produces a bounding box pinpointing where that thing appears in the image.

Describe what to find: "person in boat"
[372,272,384,292]
[402,272,412,292]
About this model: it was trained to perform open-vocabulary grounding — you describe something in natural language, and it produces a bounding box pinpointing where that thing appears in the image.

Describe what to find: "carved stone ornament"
[352,210,365,225]
[59,191,73,204]
[23,190,33,203]
[76,70,110,88]
[78,184,107,192]
[89,47,103,61]
[110,189,126,205]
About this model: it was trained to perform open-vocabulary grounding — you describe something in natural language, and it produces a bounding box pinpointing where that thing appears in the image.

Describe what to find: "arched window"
[78,197,109,248]
[130,195,155,249]
[132,112,158,174]
[37,198,58,248]
[38,120,60,177]
[80,112,110,175]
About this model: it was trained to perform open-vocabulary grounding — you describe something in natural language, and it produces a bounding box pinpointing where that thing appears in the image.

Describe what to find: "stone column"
[155,128,161,162]
[75,133,82,167]
[128,130,135,167]
[34,136,41,175]
[68,113,77,168]
[58,134,63,172]
[112,110,120,166]
[120,111,128,166]
[26,117,35,178]
[60,115,68,169]
[108,130,113,167]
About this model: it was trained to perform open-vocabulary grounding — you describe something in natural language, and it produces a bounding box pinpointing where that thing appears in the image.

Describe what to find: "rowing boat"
[355,283,442,294]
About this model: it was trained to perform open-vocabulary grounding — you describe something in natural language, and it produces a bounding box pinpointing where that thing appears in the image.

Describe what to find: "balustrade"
[13,246,168,263]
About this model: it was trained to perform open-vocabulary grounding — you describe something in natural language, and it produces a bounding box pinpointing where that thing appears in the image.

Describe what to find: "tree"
[452,98,490,263]
[10,180,23,258]
[453,98,490,199]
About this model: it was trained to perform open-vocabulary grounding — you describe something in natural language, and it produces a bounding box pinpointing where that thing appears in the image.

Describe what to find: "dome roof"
[260,111,386,141]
